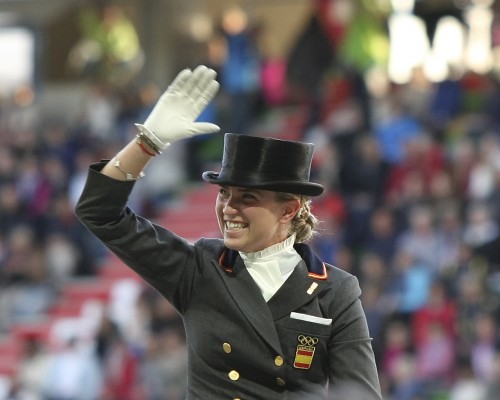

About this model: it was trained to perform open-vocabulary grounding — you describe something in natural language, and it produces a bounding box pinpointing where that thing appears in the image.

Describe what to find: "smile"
[225,221,248,230]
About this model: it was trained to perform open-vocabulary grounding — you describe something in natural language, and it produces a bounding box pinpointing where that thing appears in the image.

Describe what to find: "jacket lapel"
[213,255,283,354]
[213,244,332,352]
[267,261,332,321]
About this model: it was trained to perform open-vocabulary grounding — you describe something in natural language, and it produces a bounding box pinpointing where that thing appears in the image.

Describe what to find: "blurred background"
[0,0,500,399]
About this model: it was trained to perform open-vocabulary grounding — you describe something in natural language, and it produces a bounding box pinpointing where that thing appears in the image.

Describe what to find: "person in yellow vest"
[75,65,382,399]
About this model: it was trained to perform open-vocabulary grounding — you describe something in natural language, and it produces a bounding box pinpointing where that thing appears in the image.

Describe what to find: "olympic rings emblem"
[298,335,319,346]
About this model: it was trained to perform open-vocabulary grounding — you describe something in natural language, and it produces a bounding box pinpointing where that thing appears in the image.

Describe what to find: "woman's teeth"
[226,221,247,230]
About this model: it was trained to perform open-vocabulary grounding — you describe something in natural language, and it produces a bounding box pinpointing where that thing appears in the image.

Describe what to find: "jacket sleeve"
[74,162,200,312]
[327,274,382,400]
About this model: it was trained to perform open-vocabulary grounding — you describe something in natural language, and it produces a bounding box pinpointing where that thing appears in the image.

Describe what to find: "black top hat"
[202,133,324,196]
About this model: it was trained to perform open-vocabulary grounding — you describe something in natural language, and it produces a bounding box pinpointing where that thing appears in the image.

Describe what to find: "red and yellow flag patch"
[293,335,319,369]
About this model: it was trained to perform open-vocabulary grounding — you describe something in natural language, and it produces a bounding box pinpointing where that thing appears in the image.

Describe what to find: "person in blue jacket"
[75,65,382,399]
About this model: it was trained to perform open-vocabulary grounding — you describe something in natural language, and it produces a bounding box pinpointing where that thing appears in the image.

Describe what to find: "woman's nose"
[223,198,238,214]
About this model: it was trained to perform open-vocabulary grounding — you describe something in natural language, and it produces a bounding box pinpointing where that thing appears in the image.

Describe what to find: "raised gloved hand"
[135,65,220,153]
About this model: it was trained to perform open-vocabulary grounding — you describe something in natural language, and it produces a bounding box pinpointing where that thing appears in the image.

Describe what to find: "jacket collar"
[219,242,328,280]
[214,245,331,354]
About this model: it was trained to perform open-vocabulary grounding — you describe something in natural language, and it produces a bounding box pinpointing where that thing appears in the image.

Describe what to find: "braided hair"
[276,193,319,243]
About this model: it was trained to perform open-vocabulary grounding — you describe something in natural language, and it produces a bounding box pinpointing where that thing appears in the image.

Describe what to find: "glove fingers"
[182,65,208,95]
[193,81,220,115]
[187,66,217,98]
[168,68,192,94]
[195,66,217,93]
[190,122,220,135]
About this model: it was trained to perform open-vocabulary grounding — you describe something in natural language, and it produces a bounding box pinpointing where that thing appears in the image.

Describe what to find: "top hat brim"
[201,133,325,197]
[202,171,324,197]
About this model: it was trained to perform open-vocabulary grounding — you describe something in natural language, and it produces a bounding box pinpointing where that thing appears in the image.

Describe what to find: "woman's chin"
[223,237,242,251]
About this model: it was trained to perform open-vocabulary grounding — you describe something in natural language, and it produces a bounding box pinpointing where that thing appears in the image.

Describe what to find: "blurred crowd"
[306,67,500,400]
[1,4,500,400]
[0,75,191,399]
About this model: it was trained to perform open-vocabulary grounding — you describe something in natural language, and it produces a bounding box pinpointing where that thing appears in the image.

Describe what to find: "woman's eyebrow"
[225,186,263,196]
[239,188,262,195]
[218,185,265,197]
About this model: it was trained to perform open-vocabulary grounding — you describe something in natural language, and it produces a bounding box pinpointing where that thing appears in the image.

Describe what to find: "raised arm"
[102,65,220,181]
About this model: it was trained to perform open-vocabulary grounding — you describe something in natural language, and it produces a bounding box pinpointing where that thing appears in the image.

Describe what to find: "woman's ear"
[280,199,301,223]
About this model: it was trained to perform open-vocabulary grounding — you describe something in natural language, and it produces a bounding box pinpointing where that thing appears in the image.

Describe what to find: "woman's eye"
[218,188,229,196]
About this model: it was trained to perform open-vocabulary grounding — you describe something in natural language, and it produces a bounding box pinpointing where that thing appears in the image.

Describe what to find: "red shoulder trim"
[308,263,328,280]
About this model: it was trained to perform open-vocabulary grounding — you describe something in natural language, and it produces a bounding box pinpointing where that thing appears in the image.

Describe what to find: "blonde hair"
[276,193,319,243]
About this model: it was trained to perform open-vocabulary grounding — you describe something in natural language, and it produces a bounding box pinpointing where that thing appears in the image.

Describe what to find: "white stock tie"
[240,234,302,302]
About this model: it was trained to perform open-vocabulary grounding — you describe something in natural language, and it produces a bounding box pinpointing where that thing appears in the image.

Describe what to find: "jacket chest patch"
[293,335,319,369]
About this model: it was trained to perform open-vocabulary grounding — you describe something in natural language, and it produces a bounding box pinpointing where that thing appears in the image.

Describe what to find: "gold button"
[276,377,286,386]
[223,342,232,353]
[228,370,240,381]
[274,355,284,366]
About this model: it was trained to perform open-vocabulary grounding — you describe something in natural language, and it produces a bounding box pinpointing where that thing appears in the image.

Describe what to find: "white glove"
[135,65,220,153]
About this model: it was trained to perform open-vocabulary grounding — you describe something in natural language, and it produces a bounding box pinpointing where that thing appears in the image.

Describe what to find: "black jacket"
[75,162,382,400]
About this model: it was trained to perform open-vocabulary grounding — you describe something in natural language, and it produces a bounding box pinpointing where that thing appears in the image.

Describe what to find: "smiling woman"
[75,65,382,399]
[215,185,301,253]
[210,133,321,254]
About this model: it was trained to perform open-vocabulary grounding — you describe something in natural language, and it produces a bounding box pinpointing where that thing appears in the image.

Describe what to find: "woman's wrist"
[102,138,153,181]
[136,135,157,157]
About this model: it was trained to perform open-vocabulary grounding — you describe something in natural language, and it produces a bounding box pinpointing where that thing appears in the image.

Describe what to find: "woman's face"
[215,186,299,253]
